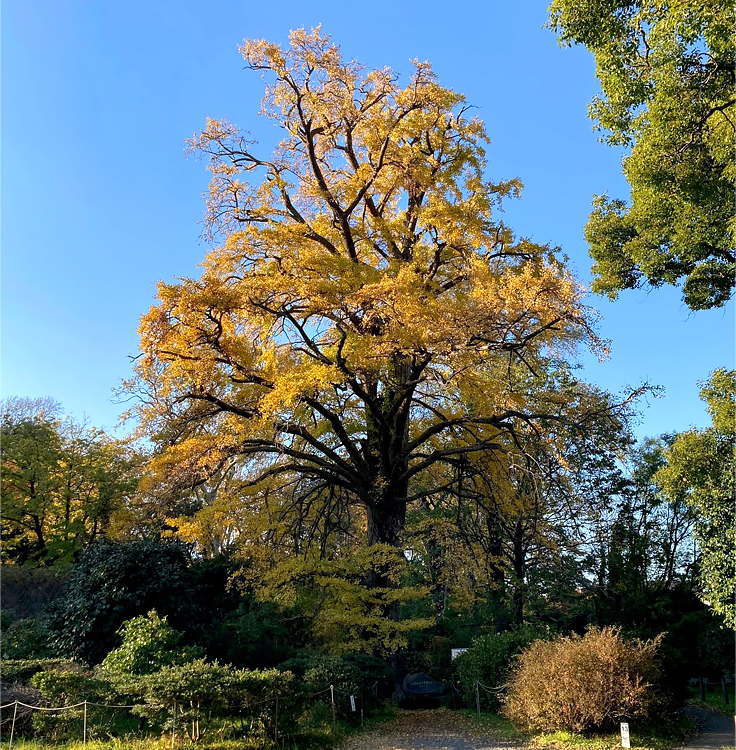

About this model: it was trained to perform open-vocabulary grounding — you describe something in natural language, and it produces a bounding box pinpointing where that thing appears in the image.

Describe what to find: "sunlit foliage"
[128,29,640,651]
[655,369,735,626]
[550,0,735,309]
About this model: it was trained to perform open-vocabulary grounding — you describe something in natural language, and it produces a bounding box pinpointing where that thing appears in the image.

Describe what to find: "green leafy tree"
[1,399,63,563]
[207,598,308,669]
[401,407,633,632]
[549,0,735,310]
[1,397,138,564]
[655,369,735,626]
[594,436,697,629]
[48,539,250,665]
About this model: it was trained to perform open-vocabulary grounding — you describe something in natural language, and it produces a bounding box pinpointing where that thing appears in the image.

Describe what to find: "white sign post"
[620,723,630,748]
[350,695,356,712]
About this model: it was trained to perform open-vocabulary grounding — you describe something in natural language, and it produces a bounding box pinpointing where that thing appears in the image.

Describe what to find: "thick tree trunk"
[364,487,408,598]
[365,485,409,686]
[366,497,406,549]
[361,358,414,684]
[512,518,525,625]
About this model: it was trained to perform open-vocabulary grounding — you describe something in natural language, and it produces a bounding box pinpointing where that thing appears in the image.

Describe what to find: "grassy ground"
[0,737,288,749]
[527,722,692,750]
[0,702,707,750]
[469,709,694,750]
[0,742,271,750]
[0,710,398,750]
[685,685,734,717]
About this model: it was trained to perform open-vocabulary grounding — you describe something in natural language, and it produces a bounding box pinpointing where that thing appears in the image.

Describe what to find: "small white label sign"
[620,723,630,748]
[350,695,356,712]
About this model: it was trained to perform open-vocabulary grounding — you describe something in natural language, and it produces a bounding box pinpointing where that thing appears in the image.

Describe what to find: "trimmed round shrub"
[101,610,202,676]
[31,668,113,741]
[503,627,663,732]
[136,661,300,741]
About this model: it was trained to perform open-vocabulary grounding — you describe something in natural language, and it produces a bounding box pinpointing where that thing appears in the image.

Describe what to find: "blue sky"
[3,0,733,440]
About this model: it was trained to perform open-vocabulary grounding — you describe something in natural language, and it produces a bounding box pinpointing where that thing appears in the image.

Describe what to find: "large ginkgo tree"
[129,30,636,646]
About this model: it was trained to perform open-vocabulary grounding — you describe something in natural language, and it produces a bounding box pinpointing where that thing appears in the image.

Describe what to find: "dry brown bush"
[502,626,663,732]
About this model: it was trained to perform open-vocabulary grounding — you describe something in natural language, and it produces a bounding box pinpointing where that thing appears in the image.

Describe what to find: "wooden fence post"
[330,685,336,731]
[9,701,18,750]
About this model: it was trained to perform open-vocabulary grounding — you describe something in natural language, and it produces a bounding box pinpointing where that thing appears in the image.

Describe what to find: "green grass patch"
[464,710,694,750]
[463,709,525,740]
[0,707,398,750]
[530,729,673,750]
[0,741,173,750]
[685,685,734,717]
[0,738,278,750]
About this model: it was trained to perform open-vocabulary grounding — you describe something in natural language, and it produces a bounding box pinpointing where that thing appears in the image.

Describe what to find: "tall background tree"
[655,369,735,627]
[1,397,138,565]
[549,0,735,310]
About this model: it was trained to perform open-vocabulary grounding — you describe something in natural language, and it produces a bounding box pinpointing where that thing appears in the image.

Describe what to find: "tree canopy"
[3,24,734,742]
[549,0,735,310]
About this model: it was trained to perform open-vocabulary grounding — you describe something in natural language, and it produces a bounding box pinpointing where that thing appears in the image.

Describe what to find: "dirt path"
[340,709,527,750]
[677,707,735,750]
[339,706,736,750]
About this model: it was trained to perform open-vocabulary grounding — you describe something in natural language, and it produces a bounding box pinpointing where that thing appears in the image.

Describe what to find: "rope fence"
[2,679,517,743]
[0,683,361,748]
[473,680,506,721]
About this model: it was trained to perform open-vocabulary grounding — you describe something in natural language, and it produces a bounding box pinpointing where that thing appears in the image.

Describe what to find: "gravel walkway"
[340,709,527,750]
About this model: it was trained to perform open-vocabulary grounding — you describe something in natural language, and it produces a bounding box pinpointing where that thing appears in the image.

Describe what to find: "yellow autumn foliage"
[126,28,639,648]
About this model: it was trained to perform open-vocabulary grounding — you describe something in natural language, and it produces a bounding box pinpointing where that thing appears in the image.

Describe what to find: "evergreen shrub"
[455,625,542,710]
[0,658,77,684]
[31,668,113,740]
[136,661,300,742]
